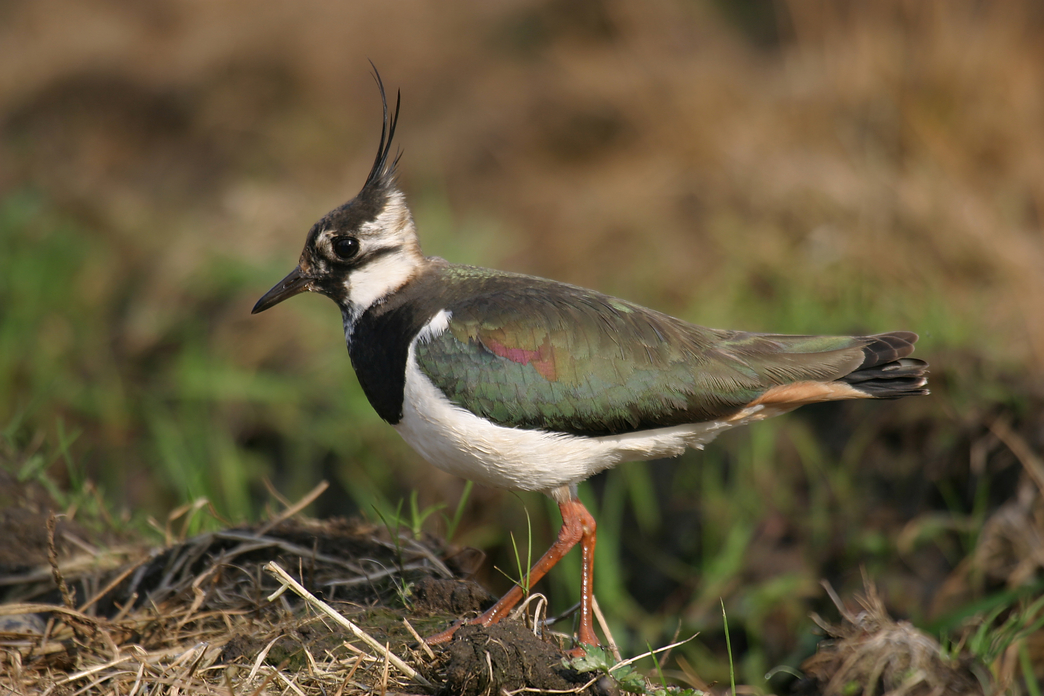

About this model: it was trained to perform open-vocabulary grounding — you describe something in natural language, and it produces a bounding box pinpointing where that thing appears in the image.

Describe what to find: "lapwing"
[252,74,929,650]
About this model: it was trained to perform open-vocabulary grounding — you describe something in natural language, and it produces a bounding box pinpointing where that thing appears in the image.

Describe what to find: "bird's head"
[252,74,424,318]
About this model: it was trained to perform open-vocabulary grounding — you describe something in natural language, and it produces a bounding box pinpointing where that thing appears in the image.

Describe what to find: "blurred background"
[2,0,1043,689]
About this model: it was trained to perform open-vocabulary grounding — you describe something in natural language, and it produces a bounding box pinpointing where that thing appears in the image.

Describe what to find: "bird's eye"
[332,236,359,260]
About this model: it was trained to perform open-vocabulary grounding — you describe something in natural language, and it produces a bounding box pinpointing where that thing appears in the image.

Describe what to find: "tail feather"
[843,332,928,398]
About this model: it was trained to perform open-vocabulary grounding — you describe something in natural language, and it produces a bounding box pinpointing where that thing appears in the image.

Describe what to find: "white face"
[345,245,424,310]
[306,190,426,312]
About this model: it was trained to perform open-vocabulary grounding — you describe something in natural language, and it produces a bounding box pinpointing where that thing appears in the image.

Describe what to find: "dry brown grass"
[802,578,983,696]
[2,455,1042,694]
[0,479,624,696]
[0,510,453,695]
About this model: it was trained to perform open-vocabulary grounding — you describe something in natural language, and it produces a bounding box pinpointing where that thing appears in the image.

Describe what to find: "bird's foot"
[563,643,590,659]
[424,617,473,645]
[426,616,597,658]
[425,605,600,655]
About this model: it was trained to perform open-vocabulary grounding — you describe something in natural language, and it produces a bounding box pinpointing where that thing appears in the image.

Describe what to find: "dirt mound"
[440,622,610,696]
[0,475,603,694]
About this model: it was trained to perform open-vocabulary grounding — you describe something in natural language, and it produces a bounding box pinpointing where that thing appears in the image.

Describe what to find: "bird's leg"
[426,494,599,649]
[574,498,597,647]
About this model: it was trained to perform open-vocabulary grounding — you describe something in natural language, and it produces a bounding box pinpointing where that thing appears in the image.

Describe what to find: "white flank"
[394,334,771,495]
[416,309,452,343]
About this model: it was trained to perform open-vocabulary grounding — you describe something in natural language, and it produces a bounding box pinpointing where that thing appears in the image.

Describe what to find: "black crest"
[301,68,403,245]
[364,67,402,191]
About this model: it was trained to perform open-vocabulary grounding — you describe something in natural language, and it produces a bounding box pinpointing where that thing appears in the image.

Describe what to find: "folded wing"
[413,268,926,437]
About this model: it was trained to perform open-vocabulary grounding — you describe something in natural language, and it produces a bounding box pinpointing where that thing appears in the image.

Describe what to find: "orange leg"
[426,496,599,649]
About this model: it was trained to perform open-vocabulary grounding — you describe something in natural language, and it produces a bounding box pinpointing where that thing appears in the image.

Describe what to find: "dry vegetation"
[2,0,1044,693]
[0,472,634,696]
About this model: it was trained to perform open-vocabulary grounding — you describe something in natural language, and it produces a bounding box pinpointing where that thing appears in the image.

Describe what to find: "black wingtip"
[364,64,402,190]
[844,332,930,399]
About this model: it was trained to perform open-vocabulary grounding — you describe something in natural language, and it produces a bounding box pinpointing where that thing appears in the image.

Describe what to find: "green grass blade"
[722,599,736,696]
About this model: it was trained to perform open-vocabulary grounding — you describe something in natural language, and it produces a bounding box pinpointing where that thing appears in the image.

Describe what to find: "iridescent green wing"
[414,267,868,436]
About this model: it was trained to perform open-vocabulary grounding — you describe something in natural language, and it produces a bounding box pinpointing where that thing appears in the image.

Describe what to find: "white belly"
[393,344,766,495]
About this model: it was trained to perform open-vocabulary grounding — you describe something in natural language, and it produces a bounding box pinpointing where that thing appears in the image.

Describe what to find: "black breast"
[347,282,443,424]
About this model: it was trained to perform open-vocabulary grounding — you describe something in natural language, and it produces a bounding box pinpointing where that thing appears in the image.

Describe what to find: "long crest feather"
[364,67,402,190]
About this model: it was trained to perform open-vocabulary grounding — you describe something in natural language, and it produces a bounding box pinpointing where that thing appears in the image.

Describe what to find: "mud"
[440,621,613,696]
[411,576,494,616]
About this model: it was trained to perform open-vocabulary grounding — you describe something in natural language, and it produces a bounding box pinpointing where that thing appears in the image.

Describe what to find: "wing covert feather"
[413,266,868,436]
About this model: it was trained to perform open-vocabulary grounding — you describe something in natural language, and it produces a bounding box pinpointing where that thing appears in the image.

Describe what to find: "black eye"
[332,236,359,260]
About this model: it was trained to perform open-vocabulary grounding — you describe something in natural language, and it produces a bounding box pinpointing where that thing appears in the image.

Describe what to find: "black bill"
[252,266,312,314]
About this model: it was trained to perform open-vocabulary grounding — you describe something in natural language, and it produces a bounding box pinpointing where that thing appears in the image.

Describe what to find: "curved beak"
[252,266,313,314]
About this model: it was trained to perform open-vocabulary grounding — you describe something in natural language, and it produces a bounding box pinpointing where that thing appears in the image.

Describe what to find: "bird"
[252,73,929,650]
